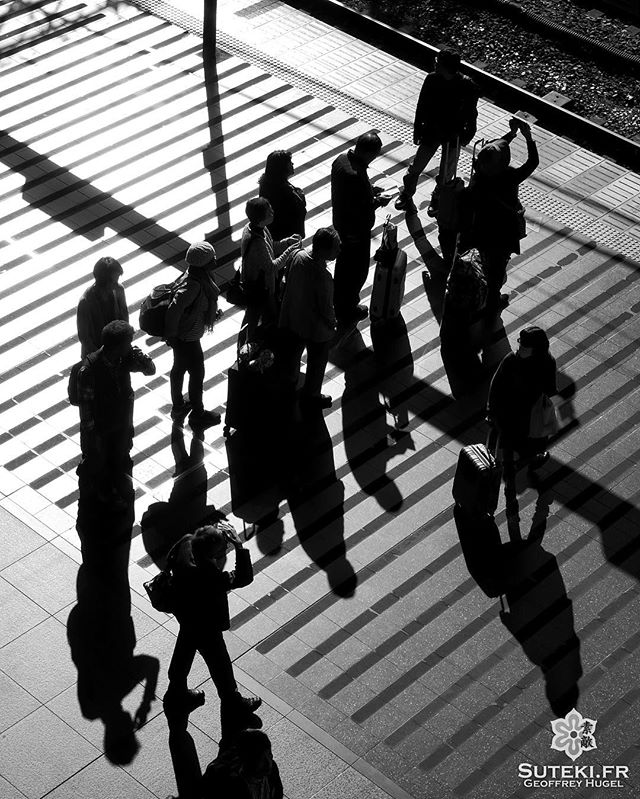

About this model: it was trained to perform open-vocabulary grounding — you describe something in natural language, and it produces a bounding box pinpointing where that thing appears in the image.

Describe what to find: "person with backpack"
[258,150,307,241]
[467,118,539,312]
[240,197,301,343]
[165,242,222,427]
[163,523,262,721]
[76,320,155,508]
[77,256,129,357]
[395,50,478,216]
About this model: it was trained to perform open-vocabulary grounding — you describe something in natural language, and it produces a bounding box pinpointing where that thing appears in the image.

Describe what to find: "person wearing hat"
[165,242,222,428]
[164,523,262,719]
[77,256,129,357]
[467,118,539,312]
[395,50,478,214]
[487,326,557,469]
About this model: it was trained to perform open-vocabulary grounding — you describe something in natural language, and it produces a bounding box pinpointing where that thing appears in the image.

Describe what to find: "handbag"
[143,569,175,613]
[529,394,559,438]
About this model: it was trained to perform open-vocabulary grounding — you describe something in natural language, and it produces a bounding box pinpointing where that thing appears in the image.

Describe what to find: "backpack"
[139,274,187,337]
[67,351,99,406]
[444,248,487,314]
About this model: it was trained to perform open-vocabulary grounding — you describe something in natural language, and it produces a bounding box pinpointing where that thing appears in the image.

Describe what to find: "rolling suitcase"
[370,216,407,322]
[452,443,502,517]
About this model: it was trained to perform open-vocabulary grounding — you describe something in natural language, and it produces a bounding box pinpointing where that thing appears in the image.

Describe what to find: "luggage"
[139,273,188,337]
[452,443,502,517]
[370,216,407,322]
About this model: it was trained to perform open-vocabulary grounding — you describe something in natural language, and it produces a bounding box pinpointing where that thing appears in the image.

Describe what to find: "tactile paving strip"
[129,0,640,264]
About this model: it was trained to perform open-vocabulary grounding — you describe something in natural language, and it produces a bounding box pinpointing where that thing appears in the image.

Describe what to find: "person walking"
[330,131,390,325]
[258,150,307,241]
[77,256,129,357]
[467,117,539,312]
[77,320,155,507]
[279,227,340,410]
[395,50,478,215]
[164,523,262,718]
[487,326,558,469]
[165,242,222,428]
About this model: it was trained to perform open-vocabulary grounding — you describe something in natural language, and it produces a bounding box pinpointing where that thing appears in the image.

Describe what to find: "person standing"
[164,523,262,718]
[279,227,340,410]
[258,150,307,240]
[330,131,390,324]
[487,326,557,469]
[240,197,301,341]
[165,242,222,428]
[467,118,539,312]
[77,256,129,357]
[395,50,478,215]
[77,320,155,507]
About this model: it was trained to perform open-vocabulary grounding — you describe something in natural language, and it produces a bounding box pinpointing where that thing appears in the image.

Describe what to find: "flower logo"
[550,709,597,761]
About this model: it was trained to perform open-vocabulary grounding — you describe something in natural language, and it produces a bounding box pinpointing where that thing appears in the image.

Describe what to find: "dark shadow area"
[454,468,583,717]
[341,329,407,513]
[70,495,159,765]
[0,131,188,267]
[287,411,357,597]
[141,425,226,567]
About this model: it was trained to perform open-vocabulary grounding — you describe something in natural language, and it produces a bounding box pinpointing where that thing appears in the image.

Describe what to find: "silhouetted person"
[164,524,262,718]
[467,118,539,312]
[76,320,155,508]
[165,241,222,428]
[395,50,477,214]
[240,197,301,342]
[331,131,390,324]
[77,256,129,357]
[258,150,307,240]
[488,326,557,470]
[279,227,340,410]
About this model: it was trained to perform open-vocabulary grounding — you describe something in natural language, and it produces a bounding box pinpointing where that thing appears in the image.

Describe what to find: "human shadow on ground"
[340,328,408,513]
[454,468,583,718]
[0,131,189,267]
[141,425,226,567]
[70,495,159,765]
[286,410,357,597]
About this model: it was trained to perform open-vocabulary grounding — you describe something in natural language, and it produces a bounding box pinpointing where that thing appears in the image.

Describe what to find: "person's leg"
[198,630,238,702]
[184,340,205,414]
[401,138,440,199]
[167,627,198,694]
[480,249,510,310]
[301,340,330,399]
[334,236,371,323]
[170,340,189,410]
[429,138,461,214]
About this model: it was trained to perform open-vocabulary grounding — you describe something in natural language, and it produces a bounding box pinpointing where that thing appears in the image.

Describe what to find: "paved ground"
[1,0,640,797]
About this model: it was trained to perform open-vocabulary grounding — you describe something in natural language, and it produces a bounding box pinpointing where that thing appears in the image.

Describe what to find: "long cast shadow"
[70,495,159,765]
[0,130,189,267]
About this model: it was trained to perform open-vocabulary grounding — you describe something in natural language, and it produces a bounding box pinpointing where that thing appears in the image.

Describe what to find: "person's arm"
[543,356,558,396]
[222,527,254,589]
[314,270,337,332]
[76,297,100,355]
[164,279,199,340]
[511,120,539,183]
[413,74,433,144]
[459,77,479,146]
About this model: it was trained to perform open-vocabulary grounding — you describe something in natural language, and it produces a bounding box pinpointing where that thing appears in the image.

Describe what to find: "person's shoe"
[163,688,206,714]
[528,451,550,470]
[353,304,369,321]
[235,694,262,713]
[394,192,413,211]
[188,409,221,429]
[171,400,192,421]
[300,393,333,410]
